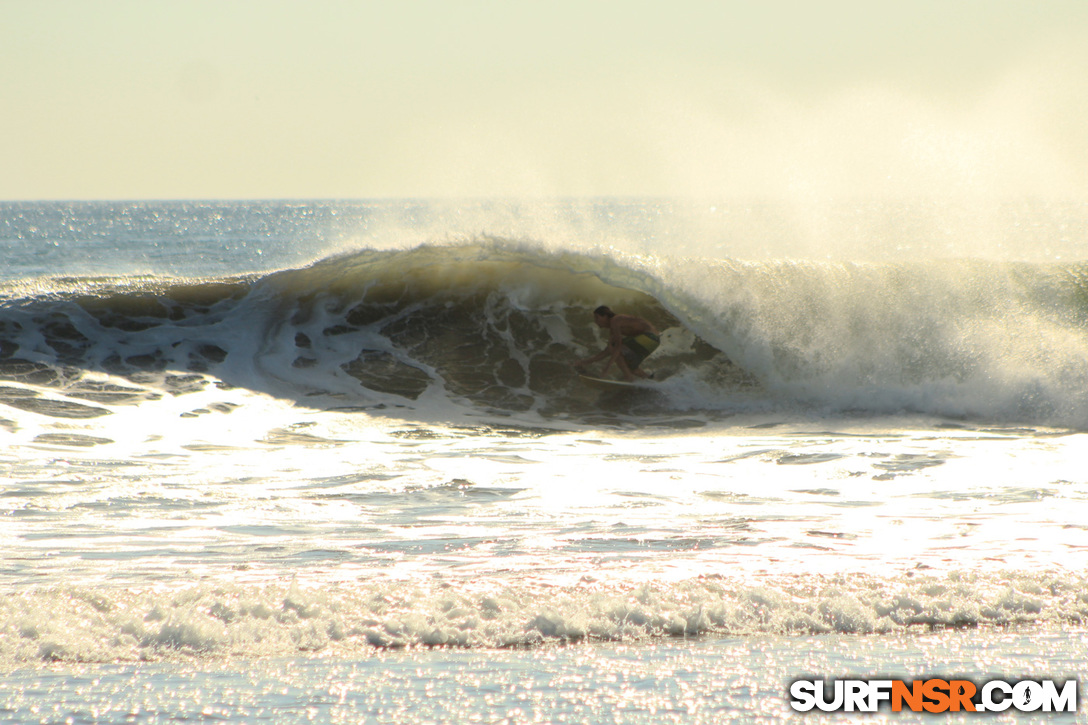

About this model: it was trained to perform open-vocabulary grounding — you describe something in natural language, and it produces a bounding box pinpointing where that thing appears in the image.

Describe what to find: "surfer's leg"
[616,351,639,381]
[622,334,658,379]
[620,346,649,380]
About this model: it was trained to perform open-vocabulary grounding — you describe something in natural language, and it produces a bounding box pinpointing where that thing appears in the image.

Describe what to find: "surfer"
[574,306,660,381]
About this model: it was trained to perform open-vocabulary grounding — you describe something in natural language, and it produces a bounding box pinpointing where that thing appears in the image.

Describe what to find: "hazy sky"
[3,0,1087,200]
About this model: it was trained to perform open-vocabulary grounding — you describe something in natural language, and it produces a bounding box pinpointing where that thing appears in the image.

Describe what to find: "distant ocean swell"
[3,571,1085,664]
[2,240,1087,426]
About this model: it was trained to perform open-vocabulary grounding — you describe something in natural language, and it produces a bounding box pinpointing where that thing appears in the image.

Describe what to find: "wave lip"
[0,242,739,426]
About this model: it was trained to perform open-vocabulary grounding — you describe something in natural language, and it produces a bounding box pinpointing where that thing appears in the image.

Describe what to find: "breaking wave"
[2,239,1088,426]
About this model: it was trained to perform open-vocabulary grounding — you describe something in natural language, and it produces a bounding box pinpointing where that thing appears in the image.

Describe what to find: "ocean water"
[1,199,1087,722]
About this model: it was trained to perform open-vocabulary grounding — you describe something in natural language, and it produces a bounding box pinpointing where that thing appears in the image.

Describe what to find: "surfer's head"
[592,305,615,327]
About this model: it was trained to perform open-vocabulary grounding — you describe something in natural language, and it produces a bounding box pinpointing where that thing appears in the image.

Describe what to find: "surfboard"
[578,374,653,390]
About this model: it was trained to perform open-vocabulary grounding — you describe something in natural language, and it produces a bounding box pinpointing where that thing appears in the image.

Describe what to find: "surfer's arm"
[574,322,624,374]
[598,327,627,375]
[575,331,622,372]
[574,348,610,369]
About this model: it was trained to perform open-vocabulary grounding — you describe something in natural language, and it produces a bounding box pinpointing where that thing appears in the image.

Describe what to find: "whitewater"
[1,200,1087,723]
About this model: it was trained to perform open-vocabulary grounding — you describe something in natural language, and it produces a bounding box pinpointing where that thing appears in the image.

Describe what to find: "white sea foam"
[2,570,1085,666]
